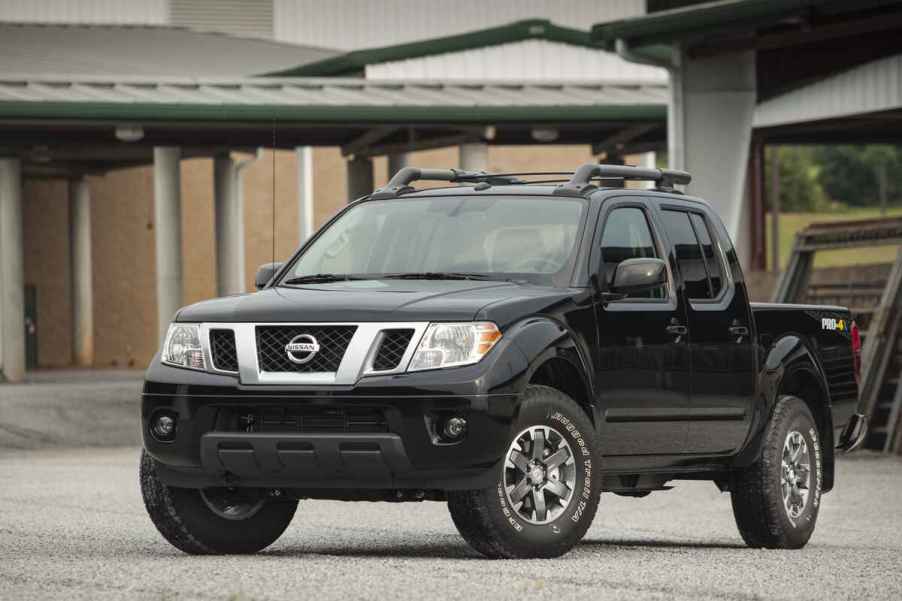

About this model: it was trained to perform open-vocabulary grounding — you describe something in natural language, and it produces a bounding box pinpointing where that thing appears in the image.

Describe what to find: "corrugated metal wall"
[0,0,167,24]
[754,53,902,128]
[170,0,274,39]
[274,0,645,50]
[366,39,666,82]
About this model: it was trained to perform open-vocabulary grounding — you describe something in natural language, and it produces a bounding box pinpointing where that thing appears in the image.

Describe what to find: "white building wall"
[366,39,666,82]
[274,0,645,50]
[0,0,167,24]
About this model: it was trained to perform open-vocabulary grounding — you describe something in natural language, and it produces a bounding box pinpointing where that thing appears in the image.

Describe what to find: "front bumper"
[142,364,520,491]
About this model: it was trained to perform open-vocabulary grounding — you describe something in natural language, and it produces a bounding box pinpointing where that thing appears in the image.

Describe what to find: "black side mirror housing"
[609,257,667,297]
[255,262,284,290]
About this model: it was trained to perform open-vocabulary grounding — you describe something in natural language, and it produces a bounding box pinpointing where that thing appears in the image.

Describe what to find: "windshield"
[281,195,586,286]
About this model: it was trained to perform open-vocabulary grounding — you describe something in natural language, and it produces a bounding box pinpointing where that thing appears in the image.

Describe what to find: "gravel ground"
[1,447,900,601]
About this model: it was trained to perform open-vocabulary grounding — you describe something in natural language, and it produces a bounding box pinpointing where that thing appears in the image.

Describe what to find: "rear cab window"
[659,209,729,302]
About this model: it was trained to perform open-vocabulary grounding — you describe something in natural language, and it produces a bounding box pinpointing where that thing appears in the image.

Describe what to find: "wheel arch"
[504,316,597,426]
[740,334,835,491]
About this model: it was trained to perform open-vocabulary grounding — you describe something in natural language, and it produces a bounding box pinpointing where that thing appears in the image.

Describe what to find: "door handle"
[728,325,749,337]
[665,324,688,336]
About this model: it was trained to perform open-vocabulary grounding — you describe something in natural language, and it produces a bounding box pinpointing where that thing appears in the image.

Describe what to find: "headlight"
[161,324,206,370]
[408,322,502,372]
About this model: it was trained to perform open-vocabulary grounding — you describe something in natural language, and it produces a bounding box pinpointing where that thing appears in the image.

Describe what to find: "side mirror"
[609,258,667,297]
[255,262,284,290]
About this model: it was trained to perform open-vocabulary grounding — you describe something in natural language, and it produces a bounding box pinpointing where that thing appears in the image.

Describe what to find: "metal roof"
[590,0,901,50]
[0,76,666,123]
[0,22,338,78]
[268,19,599,78]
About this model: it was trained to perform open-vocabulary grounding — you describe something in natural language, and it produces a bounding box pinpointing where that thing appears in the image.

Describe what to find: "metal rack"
[773,217,902,452]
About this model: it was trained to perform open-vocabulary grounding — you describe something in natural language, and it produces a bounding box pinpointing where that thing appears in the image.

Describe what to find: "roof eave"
[265,18,594,78]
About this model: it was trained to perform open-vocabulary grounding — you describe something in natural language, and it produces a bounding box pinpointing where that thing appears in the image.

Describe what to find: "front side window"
[599,207,666,300]
[281,195,585,286]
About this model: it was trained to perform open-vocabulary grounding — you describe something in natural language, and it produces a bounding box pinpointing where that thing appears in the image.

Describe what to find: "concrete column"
[153,147,182,343]
[459,143,487,171]
[214,154,244,297]
[0,158,25,382]
[68,177,93,366]
[296,146,314,242]
[346,156,374,203]
[387,153,408,179]
[670,49,756,266]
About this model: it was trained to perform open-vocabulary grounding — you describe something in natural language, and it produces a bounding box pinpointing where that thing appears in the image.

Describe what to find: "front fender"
[483,316,595,414]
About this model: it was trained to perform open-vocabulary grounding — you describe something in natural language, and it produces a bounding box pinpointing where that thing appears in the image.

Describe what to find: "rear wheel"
[140,450,298,554]
[447,385,600,559]
[730,395,823,549]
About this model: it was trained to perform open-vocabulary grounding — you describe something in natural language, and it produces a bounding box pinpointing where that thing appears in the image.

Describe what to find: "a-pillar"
[0,158,24,382]
[459,143,487,171]
[347,156,374,203]
[214,153,245,297]
[669,48,756,267]
[153,147,182,343]
[69,176,94,366]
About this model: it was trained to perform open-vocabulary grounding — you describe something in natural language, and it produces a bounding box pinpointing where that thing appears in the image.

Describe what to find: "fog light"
[443,416,467,439]
[151,412,177,442]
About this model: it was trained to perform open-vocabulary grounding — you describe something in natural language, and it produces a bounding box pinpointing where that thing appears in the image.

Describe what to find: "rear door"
[593,199,692,456]
[656,205,756,454]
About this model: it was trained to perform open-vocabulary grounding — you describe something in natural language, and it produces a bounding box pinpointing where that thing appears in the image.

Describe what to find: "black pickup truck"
[140,164,867,558]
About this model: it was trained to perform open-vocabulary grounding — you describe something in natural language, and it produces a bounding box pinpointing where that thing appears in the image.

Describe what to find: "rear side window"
[599,207,666,300]
[689,213,724,297]
[660,209,724,300]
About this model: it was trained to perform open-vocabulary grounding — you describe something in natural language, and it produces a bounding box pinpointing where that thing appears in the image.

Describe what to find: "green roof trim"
[591,0,902,50]
[0,101,664,124]
[267,19,595,77]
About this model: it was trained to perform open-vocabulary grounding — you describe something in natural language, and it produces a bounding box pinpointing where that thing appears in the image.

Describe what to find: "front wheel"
[447,385,600,559]
[140,450,298,554]
[730,395,823,549]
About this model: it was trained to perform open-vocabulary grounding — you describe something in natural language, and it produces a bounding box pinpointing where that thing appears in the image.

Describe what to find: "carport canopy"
[0,75,666,176]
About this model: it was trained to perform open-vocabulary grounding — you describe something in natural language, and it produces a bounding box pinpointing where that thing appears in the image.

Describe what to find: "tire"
[140,450,298,554]
[447,385,600,559]
[731,395,824,549]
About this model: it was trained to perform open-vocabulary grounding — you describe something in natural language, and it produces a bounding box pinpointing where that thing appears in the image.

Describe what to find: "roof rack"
[554,163,691,197]
[367,163,692,200]
[369,167,526,200]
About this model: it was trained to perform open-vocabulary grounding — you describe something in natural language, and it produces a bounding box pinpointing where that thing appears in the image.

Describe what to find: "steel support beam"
[387,153,408,180]
[346,156,374,203]
[68,177,93,366]
[0,158,25,381]
[459,143,488,171]
[214,154,245,297]
[297,146,315,243]
[153,146,182,343]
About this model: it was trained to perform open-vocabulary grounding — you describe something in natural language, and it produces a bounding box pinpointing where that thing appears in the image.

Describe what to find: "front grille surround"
[372,329,415,372]
[197,322,429,385]
[209,329,239,372]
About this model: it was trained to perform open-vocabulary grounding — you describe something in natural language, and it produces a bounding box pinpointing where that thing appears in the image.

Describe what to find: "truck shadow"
[580,538,746,550]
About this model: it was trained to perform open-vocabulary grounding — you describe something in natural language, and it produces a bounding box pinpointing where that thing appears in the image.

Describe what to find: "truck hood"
[176,280,578,325]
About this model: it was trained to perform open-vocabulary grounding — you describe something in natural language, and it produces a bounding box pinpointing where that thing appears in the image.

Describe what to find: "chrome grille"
[209,329,238,372]
[372,329,414,371]
[255,325,357,373]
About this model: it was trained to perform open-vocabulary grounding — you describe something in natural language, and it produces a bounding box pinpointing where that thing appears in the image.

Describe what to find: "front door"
[657,207,756,454]
[594,202,691,456]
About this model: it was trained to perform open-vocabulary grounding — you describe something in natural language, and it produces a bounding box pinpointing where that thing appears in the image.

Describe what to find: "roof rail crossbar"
[554,163,691,197]
[369,167,526,199]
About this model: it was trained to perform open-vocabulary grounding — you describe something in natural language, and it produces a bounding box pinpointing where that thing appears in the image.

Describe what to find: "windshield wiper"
[282,273,365,285]
[382,272,499,281]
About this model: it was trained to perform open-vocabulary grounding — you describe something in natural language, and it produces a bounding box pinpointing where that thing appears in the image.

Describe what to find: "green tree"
[812,145,902,208]
[766,146,828,212]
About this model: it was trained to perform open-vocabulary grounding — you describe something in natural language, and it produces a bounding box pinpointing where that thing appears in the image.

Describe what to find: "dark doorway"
[25,285,37,369]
